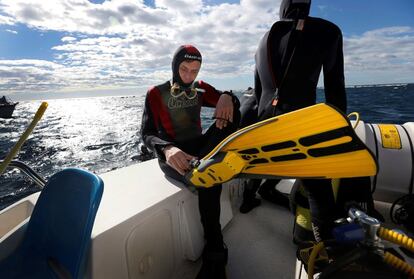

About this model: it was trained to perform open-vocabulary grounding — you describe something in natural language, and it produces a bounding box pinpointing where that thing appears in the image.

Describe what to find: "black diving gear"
[241,0,348,239]
[255,0,346,120]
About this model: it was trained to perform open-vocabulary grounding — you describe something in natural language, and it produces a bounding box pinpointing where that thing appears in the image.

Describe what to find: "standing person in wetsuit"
[241,0,347,242]
[140,45,240,279]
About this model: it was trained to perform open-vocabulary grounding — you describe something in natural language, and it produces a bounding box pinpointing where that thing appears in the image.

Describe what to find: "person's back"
[270,18,344,109]
[241,0,348,242]
[255,0,346,119]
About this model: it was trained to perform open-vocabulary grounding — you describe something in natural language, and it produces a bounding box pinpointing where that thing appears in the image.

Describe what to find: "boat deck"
[225,198,297,279]
[174,195,298,279]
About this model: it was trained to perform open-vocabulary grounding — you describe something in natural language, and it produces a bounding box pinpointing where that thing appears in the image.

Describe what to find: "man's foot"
[196,246,228,279]
[239,198,261,213]
[258,187,290,209]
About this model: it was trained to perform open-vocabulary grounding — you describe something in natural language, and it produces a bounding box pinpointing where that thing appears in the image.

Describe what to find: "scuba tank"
[353,121,414,202]
[355,121,414,234]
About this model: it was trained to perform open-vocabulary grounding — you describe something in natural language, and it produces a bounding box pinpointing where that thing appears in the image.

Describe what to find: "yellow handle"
[347,112,361,129]
[0,102,48,175]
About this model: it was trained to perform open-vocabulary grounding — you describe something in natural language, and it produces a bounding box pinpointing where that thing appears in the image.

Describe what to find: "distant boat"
[0,96,18,118]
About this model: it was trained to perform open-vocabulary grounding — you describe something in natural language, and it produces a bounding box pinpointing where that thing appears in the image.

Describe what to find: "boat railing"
[2,160,46,188]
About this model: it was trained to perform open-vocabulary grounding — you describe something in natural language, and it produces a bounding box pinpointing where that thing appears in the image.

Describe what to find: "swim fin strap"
[186,103,378,188]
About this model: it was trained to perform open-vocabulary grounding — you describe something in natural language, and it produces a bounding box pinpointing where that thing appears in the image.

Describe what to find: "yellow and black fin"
[186,103,378,188]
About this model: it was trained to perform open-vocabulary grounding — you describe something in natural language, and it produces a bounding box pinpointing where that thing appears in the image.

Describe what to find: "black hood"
[171,45,202,87]
[279,0,311,20]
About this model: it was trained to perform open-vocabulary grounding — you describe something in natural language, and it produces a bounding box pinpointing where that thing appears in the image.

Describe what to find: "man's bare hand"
[164,146,196,175]
[214,94,234,129]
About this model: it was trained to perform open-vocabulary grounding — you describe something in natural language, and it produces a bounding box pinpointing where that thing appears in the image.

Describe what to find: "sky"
[0,0,413,100]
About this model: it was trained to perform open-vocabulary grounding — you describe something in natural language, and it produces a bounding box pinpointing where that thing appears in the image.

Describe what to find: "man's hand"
[214,93,234,129]
[164,145,197,175]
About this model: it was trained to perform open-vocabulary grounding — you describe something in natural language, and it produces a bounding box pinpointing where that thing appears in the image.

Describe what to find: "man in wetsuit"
[241,0,347,241]
[140,45,240,279]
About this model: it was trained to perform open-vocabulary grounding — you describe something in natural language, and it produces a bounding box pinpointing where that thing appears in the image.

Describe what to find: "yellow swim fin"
[186,103,378,188]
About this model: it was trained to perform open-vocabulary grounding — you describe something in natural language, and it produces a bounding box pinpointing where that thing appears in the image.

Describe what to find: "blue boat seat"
[0,168,104,279]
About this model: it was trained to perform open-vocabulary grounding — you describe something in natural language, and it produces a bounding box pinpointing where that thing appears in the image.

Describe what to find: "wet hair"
[171,45,202,86]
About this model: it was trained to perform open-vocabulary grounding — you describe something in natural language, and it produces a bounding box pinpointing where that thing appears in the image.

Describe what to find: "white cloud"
[5,28,17,34]
[344,26,414,84]
[61,36,76,42]
[0,13,15,25]
[0,0,279,94]
[155,0,203,14]
[0,0,413,95]
[0,59,59,67]
[0,60,65,92]
[0,0,171,34]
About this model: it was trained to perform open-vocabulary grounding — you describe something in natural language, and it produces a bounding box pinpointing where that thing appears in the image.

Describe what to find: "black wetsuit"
[243,0,347,240]
[255,18,346,118]
[141,79,240,249]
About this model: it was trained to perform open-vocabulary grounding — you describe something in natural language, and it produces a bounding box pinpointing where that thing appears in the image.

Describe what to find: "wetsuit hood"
[171,45,202,87]
[279,0,311,20]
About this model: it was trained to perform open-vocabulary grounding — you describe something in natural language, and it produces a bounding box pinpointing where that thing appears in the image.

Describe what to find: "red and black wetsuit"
[141,45,239,276]
[140,79,240,251]
[141,80,239,158]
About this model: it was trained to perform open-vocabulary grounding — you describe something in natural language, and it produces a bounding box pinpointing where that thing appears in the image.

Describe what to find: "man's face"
[178,60,201,84]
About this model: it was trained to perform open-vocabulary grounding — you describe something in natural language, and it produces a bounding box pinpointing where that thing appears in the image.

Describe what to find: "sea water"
[1,83,413,210]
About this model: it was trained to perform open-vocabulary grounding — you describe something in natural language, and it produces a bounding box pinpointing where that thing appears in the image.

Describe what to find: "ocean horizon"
[5,82,414,102]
